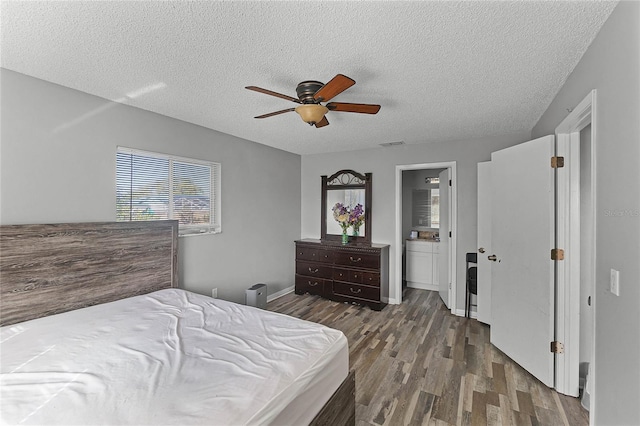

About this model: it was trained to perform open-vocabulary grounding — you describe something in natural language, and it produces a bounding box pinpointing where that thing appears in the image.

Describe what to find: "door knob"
[478,247,486,253]
[488,255,498,261]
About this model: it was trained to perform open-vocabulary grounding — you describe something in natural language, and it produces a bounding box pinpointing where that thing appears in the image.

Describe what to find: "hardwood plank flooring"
[268,288,589,426]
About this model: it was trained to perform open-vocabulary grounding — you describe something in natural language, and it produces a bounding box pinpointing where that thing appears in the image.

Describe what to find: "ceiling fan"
[246,74,380,128]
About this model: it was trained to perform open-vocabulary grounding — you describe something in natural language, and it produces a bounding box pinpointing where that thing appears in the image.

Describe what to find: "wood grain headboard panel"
[0,220,178,326]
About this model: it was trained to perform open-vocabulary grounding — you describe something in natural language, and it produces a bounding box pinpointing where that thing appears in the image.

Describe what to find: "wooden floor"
[268,288,589,426]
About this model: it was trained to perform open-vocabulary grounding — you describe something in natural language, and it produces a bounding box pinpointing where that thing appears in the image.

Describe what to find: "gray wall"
[532,2,640,423]
[301,133,529,309]
[0,69,301,304]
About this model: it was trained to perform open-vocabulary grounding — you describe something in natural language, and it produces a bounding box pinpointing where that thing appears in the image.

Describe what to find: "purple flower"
[332,203,364,232]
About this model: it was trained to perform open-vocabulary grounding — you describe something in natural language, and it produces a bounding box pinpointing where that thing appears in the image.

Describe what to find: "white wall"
[532,2,640,423]
[0,69,301,304]
[301,133,529,308]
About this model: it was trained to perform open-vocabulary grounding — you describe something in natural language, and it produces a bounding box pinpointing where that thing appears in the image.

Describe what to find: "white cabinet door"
[432,252,439,286]
[406,250,433,285]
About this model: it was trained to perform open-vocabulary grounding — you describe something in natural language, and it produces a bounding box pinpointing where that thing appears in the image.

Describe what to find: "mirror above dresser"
[321,169,372,244]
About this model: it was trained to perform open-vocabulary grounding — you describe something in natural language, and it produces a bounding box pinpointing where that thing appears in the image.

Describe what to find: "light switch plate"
[609,269,620,296]
[212,288,218,298]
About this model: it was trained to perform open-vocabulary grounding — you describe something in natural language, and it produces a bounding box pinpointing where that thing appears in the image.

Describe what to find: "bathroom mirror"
[412,188,440,228]
[321,169,372,243]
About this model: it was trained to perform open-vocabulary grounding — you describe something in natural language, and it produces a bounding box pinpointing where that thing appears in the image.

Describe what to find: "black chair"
[465,253,477,318]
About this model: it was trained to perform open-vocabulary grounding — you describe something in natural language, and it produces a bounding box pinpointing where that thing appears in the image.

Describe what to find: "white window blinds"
[116,147,221,235]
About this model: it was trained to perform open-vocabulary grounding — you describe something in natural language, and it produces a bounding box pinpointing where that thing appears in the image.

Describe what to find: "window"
[116,147,221,235]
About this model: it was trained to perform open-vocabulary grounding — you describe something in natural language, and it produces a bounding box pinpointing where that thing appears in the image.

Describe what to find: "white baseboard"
[267,285,294,303]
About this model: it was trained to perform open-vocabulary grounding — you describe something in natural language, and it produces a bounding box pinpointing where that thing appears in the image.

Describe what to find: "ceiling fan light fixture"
[295,104,328,125]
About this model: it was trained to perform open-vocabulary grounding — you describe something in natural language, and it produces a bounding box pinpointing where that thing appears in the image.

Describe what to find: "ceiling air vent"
[380,141,405,147]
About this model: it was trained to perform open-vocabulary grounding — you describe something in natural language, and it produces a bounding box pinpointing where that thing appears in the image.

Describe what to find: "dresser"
[295,239,389,311]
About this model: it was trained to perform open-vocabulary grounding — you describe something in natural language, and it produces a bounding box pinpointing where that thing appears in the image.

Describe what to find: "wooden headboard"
[0,220,178,326]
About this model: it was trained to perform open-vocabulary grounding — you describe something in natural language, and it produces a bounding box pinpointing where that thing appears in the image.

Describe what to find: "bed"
[0,221,355,425]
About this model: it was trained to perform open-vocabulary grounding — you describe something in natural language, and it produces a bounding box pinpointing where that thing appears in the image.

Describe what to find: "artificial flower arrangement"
[332,202,365,240]
[348,203,364,235]
[332,202,351,234]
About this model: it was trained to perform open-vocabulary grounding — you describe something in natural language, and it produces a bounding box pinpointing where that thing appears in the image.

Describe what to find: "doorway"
[477,91,596,409]
[394,162,457,309]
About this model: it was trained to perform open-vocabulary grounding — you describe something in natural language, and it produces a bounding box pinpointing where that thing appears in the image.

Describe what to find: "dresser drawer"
[296,247,333,263]
[334,251,379,269]
[333,269,379,287]
[316,249,333,262]
[333,268,350,282]
[296,261,333,279]
[361,271,380,286]
[333,281,379,301]
[295,275,326,296]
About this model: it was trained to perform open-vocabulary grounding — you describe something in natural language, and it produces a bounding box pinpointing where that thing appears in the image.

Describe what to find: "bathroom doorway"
[395,162,457,311]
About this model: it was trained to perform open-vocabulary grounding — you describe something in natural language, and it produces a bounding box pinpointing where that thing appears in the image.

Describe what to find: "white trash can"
[245,283,267,309]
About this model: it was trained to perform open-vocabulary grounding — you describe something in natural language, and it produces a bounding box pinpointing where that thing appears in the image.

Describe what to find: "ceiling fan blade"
[314,116,330,128]
[246,86,301,104]
[313,74,355,102]
[254,108,296,119]
[326,102,381,114]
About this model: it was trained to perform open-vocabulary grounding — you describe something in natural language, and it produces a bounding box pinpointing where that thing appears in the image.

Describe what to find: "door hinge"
[551,341,564,354]
[551,248,565,260]
[551,156,565,168]
[449,231,452,238]
[449,179,452,186]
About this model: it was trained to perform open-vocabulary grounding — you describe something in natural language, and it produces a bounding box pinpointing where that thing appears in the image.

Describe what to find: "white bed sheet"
[0,289,348,425]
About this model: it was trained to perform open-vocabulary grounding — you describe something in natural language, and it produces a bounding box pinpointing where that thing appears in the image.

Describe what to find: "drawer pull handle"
[308,267,319,273]
[349,287,362,294]
[354,274,358,278]
[308,281,319,287]
[349,256,362,263]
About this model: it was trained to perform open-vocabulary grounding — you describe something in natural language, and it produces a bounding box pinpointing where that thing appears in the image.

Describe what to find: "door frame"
[476,161,492,324]
[394,162,457,309]
[555,90,597,404]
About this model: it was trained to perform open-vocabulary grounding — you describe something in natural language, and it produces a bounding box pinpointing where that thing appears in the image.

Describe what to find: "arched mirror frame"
[321,169,372,244]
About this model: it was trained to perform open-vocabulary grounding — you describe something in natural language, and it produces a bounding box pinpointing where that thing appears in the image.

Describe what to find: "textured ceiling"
[1,1,617,155]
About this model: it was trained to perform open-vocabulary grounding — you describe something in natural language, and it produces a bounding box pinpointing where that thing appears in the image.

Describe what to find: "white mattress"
[0,289,348,425]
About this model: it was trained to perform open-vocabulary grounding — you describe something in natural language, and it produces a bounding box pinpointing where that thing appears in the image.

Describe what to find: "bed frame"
[0,220,179,327]
[0,220,355,425]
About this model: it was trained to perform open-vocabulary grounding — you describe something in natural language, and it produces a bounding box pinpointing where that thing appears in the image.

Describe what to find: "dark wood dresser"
[295,239,389,310]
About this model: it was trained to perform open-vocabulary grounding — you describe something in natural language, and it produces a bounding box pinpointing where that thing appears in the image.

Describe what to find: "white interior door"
[476,161,492,325]
[490,135,555,387]
[438,169,450,308]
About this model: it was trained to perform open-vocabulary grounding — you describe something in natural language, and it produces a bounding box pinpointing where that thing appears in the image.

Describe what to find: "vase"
[341,230,349,245]
[352,227,359,237]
